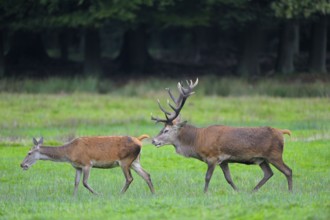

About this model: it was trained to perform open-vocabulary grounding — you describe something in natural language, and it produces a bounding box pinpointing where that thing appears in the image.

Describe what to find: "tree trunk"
[236,23,263,77]
[275,20,297,74]
[193,27,212,63]
[0,30,4,77]
[309,15,327,74]
[6,31,49,66]
[59,30,69,61]
[83,28,102,76]
[293,24,300,55]
[117,25,151,72]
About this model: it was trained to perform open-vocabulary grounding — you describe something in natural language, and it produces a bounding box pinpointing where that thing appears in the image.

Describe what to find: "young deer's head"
[20,137,43,170]
[151,79,198,147]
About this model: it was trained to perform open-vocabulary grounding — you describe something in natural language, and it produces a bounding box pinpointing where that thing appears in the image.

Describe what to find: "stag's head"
[20,137,43,170]
[151,79,198,147]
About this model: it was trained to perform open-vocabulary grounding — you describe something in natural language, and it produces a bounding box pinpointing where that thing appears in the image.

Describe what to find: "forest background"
[0,0,329,84]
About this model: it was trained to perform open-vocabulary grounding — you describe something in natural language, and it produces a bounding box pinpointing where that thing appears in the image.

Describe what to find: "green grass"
[0,93,329,219]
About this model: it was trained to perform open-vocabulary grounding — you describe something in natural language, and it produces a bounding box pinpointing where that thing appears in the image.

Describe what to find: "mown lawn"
[0,93,329,219]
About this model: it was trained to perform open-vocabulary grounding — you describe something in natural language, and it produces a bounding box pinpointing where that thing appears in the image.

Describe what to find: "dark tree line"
[0,0,329,78]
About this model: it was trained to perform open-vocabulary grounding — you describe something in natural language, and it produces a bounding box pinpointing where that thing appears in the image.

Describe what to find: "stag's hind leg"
[219,163,238,191]
[253,161,273,191]
[269,158,292,191]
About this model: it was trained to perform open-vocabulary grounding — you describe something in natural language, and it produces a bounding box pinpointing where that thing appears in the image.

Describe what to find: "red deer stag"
[151,79,292,192]
[21,135,155,196]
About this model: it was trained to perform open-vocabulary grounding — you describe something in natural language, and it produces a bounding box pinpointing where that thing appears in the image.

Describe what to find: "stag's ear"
[176,121,187,129]
[33,137,38,146]
[39,137,44,145]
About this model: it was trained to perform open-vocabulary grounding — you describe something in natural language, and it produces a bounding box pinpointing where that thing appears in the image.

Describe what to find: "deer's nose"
[151,139,162,147]
[20,163,28,170]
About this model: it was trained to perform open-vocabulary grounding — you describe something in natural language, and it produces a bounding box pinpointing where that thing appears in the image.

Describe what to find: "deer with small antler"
[151,79,292,192]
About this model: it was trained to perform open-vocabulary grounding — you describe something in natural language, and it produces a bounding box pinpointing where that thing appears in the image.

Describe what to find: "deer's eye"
[28,152,32,155]
[163,129,169,134]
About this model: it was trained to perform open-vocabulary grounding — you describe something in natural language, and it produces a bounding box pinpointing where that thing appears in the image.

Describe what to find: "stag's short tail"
[280,129,292,136]
[137,134,150,141]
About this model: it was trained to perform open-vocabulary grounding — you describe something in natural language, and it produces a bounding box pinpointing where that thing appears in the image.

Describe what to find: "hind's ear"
[33,137,38,146]
[39,137,44,145]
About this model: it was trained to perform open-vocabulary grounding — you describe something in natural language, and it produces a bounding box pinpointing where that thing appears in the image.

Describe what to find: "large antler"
[151,78,199,124]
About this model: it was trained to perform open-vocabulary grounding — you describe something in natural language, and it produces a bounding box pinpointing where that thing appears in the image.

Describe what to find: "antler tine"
[152,78,198,124]
[181,78,199,95]
[187,78,198,89]
[151,115,167,123]
[191,78,199,88]
[186,79,193,87]
[168,102,178,112]
[157,99,171,115]
[166,88,177,104]
[151,115,158,121]
[178,82,192,97]
[151,111,170,123]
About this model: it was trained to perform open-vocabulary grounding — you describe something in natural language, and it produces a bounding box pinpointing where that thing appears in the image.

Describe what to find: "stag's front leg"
[204,163,216,193]
[82,166,98,195]
[219,163,238,191]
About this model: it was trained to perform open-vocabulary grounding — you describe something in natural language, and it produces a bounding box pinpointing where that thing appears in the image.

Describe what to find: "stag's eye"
[28,152,32,155]
[163,129,169,134]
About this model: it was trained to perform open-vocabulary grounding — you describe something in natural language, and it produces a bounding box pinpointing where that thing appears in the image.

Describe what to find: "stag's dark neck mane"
[173,124,202,159]
[178,124,198,145]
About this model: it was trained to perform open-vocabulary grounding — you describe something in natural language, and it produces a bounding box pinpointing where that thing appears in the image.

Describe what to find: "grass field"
[0,92,329,219]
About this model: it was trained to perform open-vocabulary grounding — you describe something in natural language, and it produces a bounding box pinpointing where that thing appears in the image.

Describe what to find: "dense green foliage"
[3,0,328,29]
[0,91,329,219]
[272,0,330,18]
[0,0,154,29]
[1,0,329,77]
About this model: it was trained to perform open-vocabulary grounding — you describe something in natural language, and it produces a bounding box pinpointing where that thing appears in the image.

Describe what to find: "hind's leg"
[269,158,292,191]
[74,168,82,196]
[82,166,98,195]
[253,161,273,191]
[131,160,155,194]
[120,164,134,194]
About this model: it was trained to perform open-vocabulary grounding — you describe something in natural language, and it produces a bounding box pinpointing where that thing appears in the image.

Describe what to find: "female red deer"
[151,79,292,192]
[21,135,154,196]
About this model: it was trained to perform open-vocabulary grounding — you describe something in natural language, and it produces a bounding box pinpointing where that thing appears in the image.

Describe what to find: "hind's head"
[20,137,43,170]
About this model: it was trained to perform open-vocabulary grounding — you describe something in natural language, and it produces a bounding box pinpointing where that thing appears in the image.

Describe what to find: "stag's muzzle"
[20,163,29,170]
[151,139,162,147]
